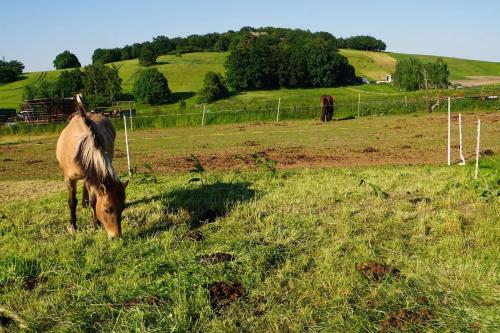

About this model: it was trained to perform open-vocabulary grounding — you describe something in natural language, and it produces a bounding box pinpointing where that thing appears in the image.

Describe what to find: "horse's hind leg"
[82,181,89,208]
[66,178,78,234]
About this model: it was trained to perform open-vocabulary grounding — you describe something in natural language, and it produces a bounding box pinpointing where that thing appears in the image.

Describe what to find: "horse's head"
[94,180,128,239]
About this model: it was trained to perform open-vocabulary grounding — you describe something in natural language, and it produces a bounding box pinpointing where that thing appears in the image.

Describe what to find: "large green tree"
[53,69,84,97]
[133,68,170,104]
[425,58,449,89]
[393,57,424,91]
[53,50,81,69]
[139,43,157,67]
[0,59,24,83]
[82,63,122,106]
[393,57,449,91]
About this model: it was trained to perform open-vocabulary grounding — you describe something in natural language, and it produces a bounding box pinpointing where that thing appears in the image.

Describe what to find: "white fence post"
[123,114,131,176]
[202,104,206,126]
[357,93,361,117]
[405,96,408,111]
[459,113,465,166]
[475,119,481,179]
[276,98,281,122]
[448,97,451,166]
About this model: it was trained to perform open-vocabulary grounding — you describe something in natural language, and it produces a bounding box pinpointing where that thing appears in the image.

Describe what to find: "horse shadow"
[127,181,256,238]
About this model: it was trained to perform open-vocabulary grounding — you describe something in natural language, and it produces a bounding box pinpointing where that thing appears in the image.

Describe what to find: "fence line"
[2,94,499,135]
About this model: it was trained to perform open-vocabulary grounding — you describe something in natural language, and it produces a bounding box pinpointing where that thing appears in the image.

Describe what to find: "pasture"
[0,112,499,332]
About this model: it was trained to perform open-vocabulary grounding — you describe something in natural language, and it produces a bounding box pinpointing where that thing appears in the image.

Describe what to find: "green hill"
[1,51,499,111]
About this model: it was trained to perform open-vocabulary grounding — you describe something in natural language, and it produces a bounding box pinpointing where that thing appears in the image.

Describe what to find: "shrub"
[133,68,170,104]
[53,50,81,69]
[197,72,229,103]
[22,80,56,100]
[139,43,157,66]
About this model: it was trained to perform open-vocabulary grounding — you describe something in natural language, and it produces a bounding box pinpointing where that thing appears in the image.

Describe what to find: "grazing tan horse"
[320,95,335,122]
[56,94,128,239]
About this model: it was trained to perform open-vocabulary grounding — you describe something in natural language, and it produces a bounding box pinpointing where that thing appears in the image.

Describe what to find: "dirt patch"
[23,276,48,290]
[414,134,423,138]
[482,149,494,156]
[451,76,500,87]
[181,230,205,241]
[244,140,259,147]
[26,159,43,165]
[380,308,433,332]
[362,147,379,153]
[409,197,431,205]
[2,158,13,162]
[356,262,400,281]
[200,253,234,264]
[209,282,246,309]
[122,296,164,308]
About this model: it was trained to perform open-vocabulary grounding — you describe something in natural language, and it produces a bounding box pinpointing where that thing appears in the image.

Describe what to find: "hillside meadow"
[2,51,500,114]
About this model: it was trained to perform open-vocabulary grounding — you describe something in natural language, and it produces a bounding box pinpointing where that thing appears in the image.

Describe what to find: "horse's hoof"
[67,226,77,235]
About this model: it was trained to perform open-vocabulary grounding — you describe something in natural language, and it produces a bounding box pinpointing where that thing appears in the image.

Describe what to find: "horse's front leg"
[82,181,89,208]
[66,178,78,234]
[89,192,100,230]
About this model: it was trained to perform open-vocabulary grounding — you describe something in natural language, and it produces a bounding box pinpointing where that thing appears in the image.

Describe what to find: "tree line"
[91,26,387,64]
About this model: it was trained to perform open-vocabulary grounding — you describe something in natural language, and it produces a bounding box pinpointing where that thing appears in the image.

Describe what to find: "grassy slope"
[0,71,61,109]
[339,49,397,81]
[0,161,498,331]
[1,51,500,112]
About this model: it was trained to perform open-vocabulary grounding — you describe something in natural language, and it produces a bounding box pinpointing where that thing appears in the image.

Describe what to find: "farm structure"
[15,98,137,124]
[376,74,392,84]
[19,98,75,124]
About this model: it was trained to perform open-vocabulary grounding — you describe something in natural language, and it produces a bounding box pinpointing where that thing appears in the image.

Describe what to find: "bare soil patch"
[380,308,433,332]
[355,262,400,281]
[181,230,205,241]
[451,76,500,87]
[209,282,246,309]
[200,253,234,264]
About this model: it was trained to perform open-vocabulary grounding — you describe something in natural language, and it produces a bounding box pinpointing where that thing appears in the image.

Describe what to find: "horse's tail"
[75,93,89,118]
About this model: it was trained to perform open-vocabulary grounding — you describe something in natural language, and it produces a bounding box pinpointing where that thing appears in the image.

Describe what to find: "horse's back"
[56,113,116,180]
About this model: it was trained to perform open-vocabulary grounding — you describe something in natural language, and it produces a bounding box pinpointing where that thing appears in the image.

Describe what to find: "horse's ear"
[123,180,129,189]
[98,184,107,196]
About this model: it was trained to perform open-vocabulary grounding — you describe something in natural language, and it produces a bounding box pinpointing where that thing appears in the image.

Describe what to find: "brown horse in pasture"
[320,95,335,122]
[56,95,128,239]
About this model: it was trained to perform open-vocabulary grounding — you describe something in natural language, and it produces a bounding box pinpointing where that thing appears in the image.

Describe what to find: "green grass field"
[0,160,498,331]
[1,50,500,114]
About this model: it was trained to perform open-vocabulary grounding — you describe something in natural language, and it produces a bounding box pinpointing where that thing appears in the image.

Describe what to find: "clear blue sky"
[2,0,500,72]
